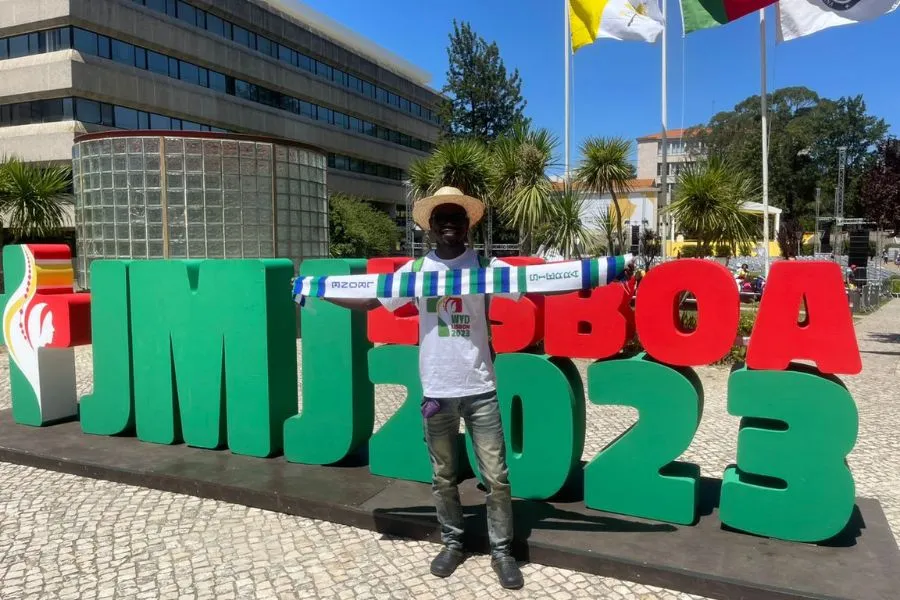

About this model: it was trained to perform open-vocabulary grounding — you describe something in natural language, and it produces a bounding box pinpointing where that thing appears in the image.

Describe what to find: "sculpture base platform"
[0,412,897,600]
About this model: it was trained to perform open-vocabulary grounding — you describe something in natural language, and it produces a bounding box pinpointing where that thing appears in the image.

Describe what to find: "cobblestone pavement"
[1,300,898,600]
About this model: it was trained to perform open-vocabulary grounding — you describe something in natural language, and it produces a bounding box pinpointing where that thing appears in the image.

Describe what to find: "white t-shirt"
[380,249,518,399]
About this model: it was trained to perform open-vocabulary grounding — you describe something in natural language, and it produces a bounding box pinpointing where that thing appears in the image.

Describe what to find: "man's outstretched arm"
[323,298,381,311]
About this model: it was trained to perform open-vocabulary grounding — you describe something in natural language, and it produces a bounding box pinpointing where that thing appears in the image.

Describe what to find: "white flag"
[777,0,899,42]
[598,0,666,43]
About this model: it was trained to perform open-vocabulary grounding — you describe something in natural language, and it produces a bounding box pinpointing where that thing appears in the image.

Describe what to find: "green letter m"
[128,260,297,457]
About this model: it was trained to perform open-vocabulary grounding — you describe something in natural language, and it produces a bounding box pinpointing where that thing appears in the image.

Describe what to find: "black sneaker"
[491,555,524,590]
[430,547,465,578]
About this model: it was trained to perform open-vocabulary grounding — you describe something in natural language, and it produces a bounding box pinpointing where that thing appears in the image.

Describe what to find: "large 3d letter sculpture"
[636,259,739,366]
[126,259,296,457]
[586,354,703,525]
[467,354,585,499]
[0,247,865,547]
[720,366,857,541]
[80,261,134,435]
[0,244,91,426]
[367,344,430,482]
[284,259,374,464]
[747,261,861,374]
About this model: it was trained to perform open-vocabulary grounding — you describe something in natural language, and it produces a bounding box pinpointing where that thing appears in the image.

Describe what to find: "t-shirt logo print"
[426,297,469,338]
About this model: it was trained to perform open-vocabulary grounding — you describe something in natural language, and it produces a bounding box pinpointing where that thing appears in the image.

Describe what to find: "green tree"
[667,159,757,259]
[776,218,805,259]
[858,138,900,234]
[539,187,591,259]
[328,193,399,258]
[689,87,888,225]
[408,138,492,200]
[492,124,557,253]
[638,228,661,269]
[407,138,495,248]
[440,20,528,141]
[574,137,634,252]
[0,157,72,242]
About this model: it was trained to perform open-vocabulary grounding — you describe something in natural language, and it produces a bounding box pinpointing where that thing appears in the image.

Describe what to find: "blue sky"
[298,0,898,165]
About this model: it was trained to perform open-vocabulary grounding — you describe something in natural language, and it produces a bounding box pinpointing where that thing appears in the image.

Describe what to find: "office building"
[0,0,442,242]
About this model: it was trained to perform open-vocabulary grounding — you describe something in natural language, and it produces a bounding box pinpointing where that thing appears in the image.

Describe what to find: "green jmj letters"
[367,344,431,483]
[80,261,135,436]
[283,259,374,465]
[720,365,858,542]
[585,354,703,525]
[92,259,297,458]
[466,354,586,500]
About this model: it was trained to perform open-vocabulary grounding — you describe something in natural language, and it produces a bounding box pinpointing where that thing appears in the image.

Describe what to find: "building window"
[46,28,71,52]
[208,70,227,92]
[232,25,251,48]
[75,98,102,124]
[97,35,112,59]
[234,80,257,102]
[114,105,139,129]
[179,61,200,85]
[206,13,225,37]
[111,39,135,67]
[257,36,274,58]
[73,28,98,56]
[176,1,197,27]
[7,34,30,59]
[149,113,171,129]
[134,47,147,69]
[147,50,168,75]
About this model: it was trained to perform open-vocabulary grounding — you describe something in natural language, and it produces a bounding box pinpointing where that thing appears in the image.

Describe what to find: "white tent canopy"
[669,201,783,242]
[740,201,782,234]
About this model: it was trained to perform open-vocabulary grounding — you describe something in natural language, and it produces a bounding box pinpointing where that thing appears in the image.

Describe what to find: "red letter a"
[747,261,861,374]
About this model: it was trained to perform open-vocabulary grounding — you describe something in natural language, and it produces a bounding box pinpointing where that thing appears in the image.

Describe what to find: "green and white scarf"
[293,255,632,305]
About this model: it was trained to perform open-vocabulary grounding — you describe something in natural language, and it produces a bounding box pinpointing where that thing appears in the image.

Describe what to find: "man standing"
[325,187,524,590]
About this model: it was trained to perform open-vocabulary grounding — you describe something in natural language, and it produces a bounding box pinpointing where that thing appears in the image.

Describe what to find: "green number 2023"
[586,354,858,542]
[365,348,859,543]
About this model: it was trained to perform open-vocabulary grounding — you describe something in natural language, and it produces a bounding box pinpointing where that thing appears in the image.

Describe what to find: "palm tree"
[0,157,72,242]
[588,206,619,257]
[406,139,493,249]
[409,138,492,200]
[539,187,591,259]
[574,137,634,253]
[666,158,757,258]
[491,125,558,254]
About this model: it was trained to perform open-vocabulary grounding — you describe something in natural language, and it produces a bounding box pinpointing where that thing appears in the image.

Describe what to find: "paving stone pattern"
[1,300,898,600]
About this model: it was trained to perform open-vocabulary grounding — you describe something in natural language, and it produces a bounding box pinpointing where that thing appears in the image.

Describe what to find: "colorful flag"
[680,0,776,33]
[777,0,899,42]
[570,0,665,50]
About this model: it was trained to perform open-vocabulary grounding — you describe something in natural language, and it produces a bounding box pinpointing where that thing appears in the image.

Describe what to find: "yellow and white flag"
[570,0,665,50]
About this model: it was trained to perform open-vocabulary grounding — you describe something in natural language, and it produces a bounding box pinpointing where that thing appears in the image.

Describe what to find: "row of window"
[328,153,404,182]
[0,27,433,154]
[130,0,440,125]
[0,96,407,183]
[657,140,703,157]
[0,96,224,132]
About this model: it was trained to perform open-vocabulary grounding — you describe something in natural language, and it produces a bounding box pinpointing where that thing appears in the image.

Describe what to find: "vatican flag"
[570,0,665,50]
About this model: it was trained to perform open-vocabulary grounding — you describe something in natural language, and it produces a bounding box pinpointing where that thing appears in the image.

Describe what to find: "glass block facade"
[72,133,328,289]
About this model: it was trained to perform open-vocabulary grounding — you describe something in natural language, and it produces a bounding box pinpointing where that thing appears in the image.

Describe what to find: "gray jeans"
[423,393,513,558]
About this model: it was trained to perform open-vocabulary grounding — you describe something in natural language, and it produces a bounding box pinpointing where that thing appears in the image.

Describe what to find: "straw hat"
[412,186,485,230]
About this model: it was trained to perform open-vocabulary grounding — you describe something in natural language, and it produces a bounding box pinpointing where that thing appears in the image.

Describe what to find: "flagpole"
[660,0,669,246]
[759,8,770,275]
[564,0,572,184]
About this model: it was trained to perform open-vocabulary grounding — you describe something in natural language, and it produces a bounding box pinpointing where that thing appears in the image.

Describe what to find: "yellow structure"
[665,240,781,258]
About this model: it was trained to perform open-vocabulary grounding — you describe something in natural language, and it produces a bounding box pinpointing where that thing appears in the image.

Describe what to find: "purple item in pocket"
[421,397,441,419]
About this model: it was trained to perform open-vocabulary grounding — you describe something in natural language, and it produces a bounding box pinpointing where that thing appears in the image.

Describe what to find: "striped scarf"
[292,255,632,304]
